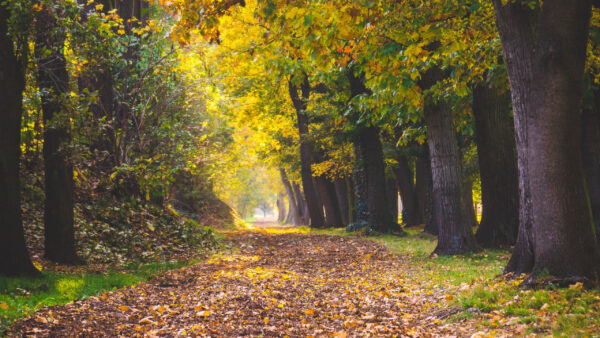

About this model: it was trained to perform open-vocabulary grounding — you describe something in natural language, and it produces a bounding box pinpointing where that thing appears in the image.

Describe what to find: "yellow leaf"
[0,302,9,310]
[333,332,347,338]
[569,282,583,290]
[304,309,315,316]
[197,310,211,317]
[263,317,270,324]
[119,305,129,311]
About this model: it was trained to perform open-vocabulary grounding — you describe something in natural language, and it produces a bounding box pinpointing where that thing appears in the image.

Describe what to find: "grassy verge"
[0,260,195,331]
[313,226,600,336]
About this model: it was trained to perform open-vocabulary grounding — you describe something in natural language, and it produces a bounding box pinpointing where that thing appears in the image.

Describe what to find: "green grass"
[313,226,600,336]
[0,260,194,331]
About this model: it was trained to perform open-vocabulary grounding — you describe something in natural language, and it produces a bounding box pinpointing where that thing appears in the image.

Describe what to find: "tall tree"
[280,169,300,226]
[36,4,80,264]
[473,79,519,247]
[347,71,399,233]
[494,0,600,280]
[420,68,478,255]
[288,75,326,228]
[0,3,39,276]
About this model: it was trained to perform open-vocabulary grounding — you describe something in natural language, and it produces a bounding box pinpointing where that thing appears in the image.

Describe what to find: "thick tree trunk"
[581,86,600,238]
[495,0,600,280]
[421,68,478,254]
[387,176,399,224]
[333,178,351,226]
[472,81,519,247]
[416,150,437,234]
[289,77,325,228]
[280,169,300,226]
[461,175,477,228]
[315,176,343,227]
[0,5,39,276]
[352,143,370,226]
[36,6,80,264]
[393,155,420,226]
[356,126,399,232]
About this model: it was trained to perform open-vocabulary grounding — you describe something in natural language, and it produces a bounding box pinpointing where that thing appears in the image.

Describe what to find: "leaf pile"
[9,230,517,337]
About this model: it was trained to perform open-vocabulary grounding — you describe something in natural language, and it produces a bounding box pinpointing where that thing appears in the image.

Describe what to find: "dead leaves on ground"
[10,231,514,336]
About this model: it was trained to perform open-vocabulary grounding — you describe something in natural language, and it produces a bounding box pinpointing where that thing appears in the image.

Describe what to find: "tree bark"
[0,5,39,276]
[356,126,399,232]
[581,85,600,238]
[315,176,343,227]
[416,150,437,234]
[387,176,399,224]
[461,175,477,228]
[293,182,310,225]
[276,192,286,223]
[333,178,351,226]
[36,5,80,264]
[421,68,478,255]
[472,81,519,247]
[280,169,300,226]
[288,76,325,228]
[495,0,600,280]
[393,155,420,226]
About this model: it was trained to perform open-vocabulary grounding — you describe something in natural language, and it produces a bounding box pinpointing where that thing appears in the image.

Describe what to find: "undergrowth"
[0,260,195,332]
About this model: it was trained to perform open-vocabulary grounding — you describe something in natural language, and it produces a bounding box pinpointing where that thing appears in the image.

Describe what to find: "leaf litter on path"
[10,230,501,336]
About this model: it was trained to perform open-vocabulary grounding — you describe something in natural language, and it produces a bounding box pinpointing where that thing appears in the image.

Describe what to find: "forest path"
[11,229,461,336]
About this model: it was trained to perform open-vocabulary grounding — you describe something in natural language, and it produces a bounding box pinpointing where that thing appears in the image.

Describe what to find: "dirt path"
[11,229,462,337]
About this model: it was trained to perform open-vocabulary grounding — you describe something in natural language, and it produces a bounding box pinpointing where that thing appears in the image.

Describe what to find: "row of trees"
[168,0,600,282]
[1,0,220,276]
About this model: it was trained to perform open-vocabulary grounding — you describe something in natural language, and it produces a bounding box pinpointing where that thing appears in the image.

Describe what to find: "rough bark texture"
[280,169,300,226]
[0,5,40,276]
[36,6,80,264]
[416,150,437,234]
[473,81,519,247]
[581,86,600,238]
[421,68,478,255]
[333,178,351,226]
[393,155,420,226]
[356,126,399,232]
[314,176,343,227]
[461,175,477,228]
[495,0,600,280]
[289,76,325,228]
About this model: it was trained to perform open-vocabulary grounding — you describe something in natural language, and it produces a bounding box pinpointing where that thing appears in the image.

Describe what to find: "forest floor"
[8,225,600,336]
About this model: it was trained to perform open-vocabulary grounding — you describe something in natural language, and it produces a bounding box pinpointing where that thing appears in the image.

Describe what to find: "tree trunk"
[276,192,286,223]
[581,85,600,238]
[333,178,351,226]
[280,169,300,226]
[421,68,478,255]
[461,175,477,228]
[416,150,437,234]
[393,155,421,226]
[293,182,310,225]
[495,0,600,280]
[356,126,399,232]
[387,176,399,224]
[36,5,80,264]
[289,76,325,228]
[472,80,519,247]
[0,5,39,276]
